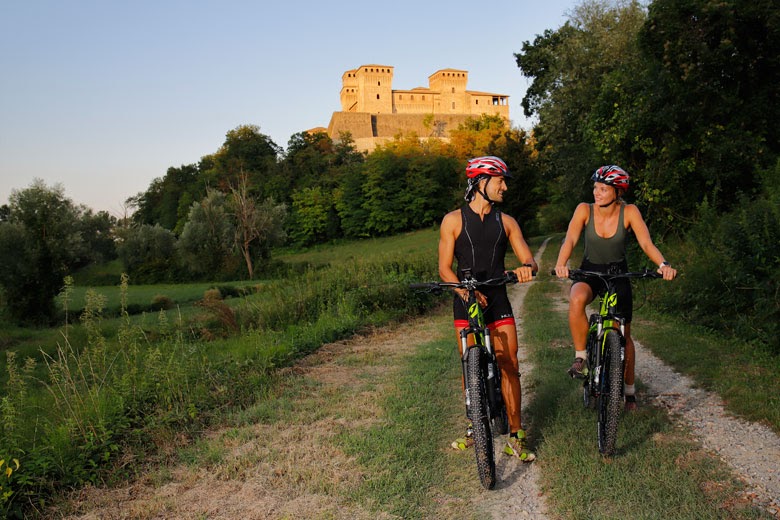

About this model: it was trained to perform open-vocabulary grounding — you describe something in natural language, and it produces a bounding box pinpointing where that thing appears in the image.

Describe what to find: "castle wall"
[392,90,435,114]
[327,112,374,140]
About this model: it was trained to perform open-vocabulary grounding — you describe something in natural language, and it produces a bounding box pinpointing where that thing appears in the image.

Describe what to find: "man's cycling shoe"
[504,430,535,462]
[567,357,588,379]
[451,423,474,450]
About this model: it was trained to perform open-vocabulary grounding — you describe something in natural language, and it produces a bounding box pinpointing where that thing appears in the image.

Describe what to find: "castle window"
[476,100,479,105]
[378,81,381,86]
[411,95,414,100]
[451,87,455,93]
[399,94,402,100]
[377,94,380,99]
[422,95,425,100]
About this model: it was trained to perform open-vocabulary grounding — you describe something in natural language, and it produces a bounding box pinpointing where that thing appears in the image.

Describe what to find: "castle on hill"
[326,65,509,152]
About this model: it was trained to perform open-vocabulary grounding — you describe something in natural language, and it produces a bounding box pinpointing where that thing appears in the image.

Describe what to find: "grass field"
[1,228,776,518]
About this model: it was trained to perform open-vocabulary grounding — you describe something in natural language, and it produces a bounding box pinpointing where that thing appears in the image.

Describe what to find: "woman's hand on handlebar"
[554,265,570,279]
[657,263,677,281]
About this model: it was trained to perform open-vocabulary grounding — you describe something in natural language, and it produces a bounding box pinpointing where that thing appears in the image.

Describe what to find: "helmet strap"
[599,198,616,208]
[477,177,495,205]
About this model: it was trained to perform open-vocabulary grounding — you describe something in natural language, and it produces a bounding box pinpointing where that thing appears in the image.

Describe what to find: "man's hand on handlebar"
[513,264,536,283]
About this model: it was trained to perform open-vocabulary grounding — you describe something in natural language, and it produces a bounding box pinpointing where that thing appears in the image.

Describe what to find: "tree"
[635,0,780,220]
[229,174,288,278]
[176,190,235,279]
[116,224,178,284]
[289,186,336,246]
[0,180,85,323]
[127,163,204,232]
[205,125,282,199]
[77,209,118,265]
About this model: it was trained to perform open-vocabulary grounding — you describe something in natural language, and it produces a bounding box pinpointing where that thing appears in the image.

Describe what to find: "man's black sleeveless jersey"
[453,205,507,281]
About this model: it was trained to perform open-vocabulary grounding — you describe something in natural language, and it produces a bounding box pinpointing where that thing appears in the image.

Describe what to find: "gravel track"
[634,342,780,516]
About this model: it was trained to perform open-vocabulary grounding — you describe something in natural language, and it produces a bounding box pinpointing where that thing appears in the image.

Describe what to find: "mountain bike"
[411,270,518,489]
[553,268,661,456]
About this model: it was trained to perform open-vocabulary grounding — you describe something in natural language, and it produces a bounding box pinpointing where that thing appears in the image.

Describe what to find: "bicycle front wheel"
[466,347,496,489]
[597,331,624,456]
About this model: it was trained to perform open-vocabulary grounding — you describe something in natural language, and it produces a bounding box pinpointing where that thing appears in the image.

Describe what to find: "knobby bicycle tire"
[598,331,624,455]
[493,407,509,436]
[466,347,496,489]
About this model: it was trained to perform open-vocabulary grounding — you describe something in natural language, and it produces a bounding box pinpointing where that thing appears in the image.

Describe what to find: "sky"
[0,0,579,216]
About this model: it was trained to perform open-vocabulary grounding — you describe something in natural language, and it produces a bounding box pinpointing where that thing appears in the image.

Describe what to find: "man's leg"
[492,322,535,461]
[491,322,522,433]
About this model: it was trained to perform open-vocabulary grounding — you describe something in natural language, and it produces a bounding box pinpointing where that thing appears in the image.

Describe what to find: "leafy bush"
[652,161,780,354]
[116,224,179,284]
[150,294,174,311]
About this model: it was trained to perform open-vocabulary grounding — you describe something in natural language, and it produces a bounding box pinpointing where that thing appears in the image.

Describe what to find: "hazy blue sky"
[1,0,579,215]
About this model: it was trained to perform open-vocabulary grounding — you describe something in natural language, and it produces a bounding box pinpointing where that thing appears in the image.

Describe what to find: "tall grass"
[0,252,438,517]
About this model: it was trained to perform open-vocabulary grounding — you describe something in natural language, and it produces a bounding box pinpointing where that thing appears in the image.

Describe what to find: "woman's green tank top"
[583,203,626,264]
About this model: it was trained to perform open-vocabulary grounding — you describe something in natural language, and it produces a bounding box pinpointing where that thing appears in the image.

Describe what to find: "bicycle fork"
[590,316,626,386]
[460,327,503,415]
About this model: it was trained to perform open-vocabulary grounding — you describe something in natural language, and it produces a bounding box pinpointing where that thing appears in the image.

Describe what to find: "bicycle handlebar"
[549,268,662,281]
[410,272,520,294]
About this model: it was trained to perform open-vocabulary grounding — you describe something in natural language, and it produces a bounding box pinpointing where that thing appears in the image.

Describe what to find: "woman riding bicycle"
[553,165,677,411]
[439,155,537,461]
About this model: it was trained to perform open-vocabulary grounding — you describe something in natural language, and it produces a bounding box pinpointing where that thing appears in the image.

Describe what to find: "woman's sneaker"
[625,394,638,412]
[451,423,474,450]
[504,430,535,462]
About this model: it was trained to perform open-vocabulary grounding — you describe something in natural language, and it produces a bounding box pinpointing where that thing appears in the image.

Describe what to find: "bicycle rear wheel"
[597,331,624,455]
[466,347,496,489]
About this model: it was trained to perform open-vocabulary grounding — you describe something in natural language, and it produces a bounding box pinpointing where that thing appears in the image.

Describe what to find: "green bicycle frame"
[590,290,626,384]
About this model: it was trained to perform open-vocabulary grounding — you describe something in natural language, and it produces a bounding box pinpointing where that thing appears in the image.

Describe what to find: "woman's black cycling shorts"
[577,259,633,323]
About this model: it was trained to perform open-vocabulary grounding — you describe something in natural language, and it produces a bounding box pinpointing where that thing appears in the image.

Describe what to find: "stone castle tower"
[327,64,509,152]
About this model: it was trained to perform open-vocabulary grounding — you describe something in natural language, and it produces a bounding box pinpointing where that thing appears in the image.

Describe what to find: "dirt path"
[54,235,780,518]
[634,341,780,516]
[472,238,551,519]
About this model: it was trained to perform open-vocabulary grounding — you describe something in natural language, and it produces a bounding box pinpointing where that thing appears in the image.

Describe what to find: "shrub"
[150,294,174,311]
[652,162,780,354]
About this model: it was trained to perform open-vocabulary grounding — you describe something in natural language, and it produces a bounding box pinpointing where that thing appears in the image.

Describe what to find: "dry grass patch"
[55,316,443,519]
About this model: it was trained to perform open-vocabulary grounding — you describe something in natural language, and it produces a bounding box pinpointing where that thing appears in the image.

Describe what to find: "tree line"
[1,0,777,351]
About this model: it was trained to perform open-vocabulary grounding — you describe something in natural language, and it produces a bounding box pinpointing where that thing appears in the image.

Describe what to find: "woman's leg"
[569,282,594,353]
[623,322,635,386]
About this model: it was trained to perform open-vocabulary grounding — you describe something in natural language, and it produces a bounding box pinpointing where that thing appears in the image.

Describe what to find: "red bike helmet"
[465,156,512,179]
[591,165,629,191]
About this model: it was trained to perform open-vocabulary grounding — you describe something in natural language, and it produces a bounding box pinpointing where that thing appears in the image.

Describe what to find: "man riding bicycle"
[553,165,677,410]
[439,156,537,461]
